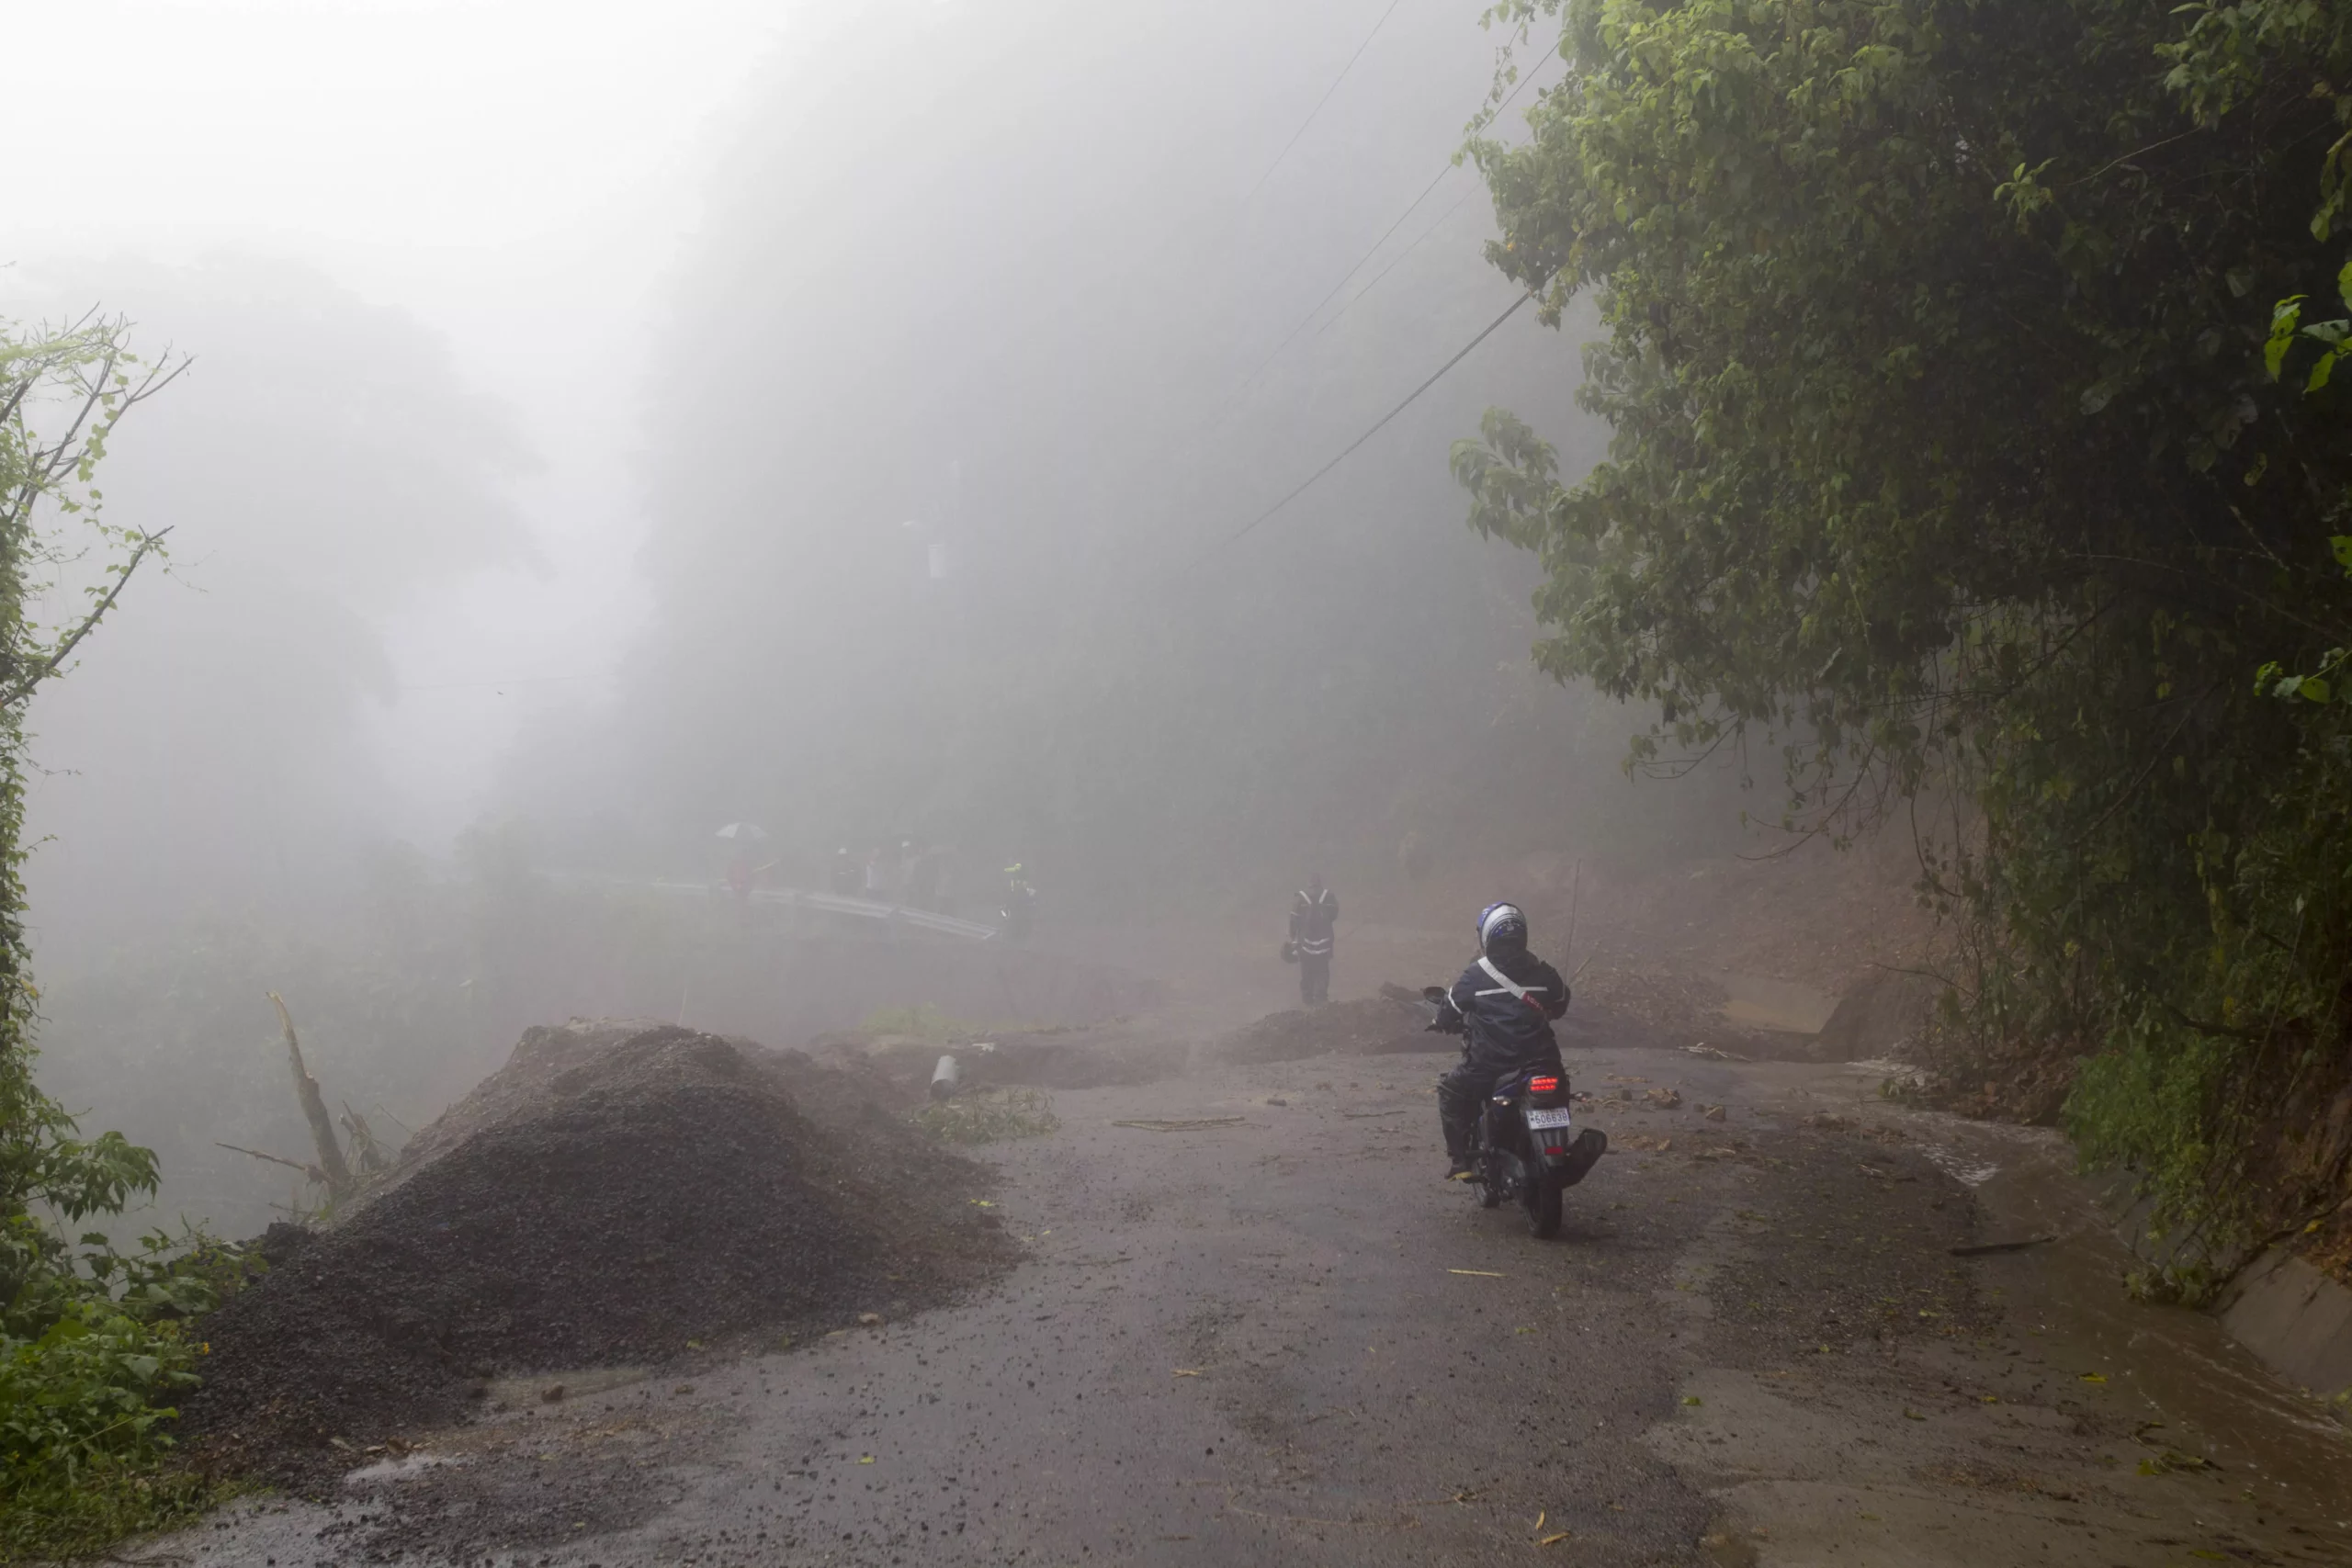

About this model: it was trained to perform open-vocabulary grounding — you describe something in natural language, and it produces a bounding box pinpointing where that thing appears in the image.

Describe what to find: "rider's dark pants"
[1437,1061,1487,1161]
[1299,953,1330,1006]
[1438,1053,1564,1161]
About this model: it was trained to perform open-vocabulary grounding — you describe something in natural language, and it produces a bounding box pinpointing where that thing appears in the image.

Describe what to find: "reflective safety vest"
[1292,888,1337,957]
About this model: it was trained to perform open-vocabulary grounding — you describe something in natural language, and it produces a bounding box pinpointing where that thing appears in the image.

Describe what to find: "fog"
[8,0,1754,1236]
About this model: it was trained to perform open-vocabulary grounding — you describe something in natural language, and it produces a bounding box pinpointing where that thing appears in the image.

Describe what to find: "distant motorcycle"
[1422,985,1607,1237]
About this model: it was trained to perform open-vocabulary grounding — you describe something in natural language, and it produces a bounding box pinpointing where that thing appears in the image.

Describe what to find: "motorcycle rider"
[1429,902,1569,1179]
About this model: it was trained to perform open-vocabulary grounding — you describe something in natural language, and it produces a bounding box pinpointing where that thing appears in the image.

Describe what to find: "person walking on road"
[1001,862,1036,942]
[1288,874,1338,1007]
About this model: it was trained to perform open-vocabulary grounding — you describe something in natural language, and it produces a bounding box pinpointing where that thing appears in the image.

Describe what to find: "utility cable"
[1237,160,1457,390]
[398,671,619,693]
[1311,187,1474,342]
[1218,288,1535,552]
[1236,46,1562,392]
[1245,0,1411,201]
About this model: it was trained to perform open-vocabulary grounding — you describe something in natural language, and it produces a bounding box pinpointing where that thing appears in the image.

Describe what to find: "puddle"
[1916,1141,2003,1187]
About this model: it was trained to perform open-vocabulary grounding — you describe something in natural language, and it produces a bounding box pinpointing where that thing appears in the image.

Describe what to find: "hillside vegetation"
[1454,0,2352,1297]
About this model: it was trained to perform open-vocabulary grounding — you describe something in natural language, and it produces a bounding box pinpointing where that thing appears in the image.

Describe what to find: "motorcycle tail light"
[1529,1076,1559,1094]
[1544,1145,1566,1156]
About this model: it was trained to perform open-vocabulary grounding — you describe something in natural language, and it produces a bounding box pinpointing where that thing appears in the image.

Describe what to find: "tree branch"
[215,1142,325,1184]
[0,528,168,707]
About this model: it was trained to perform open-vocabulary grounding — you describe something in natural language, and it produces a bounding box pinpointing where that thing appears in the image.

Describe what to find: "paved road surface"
[165,1044,2352,1567]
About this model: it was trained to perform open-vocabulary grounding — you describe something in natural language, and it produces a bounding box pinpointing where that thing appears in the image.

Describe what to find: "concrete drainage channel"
[2217,1252,2352,1405]
[1804,1057,2352,1428]
[1708,967,2352,1417]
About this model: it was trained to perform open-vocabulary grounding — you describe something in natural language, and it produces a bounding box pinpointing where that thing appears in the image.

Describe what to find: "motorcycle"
[1422,985,1608,1238]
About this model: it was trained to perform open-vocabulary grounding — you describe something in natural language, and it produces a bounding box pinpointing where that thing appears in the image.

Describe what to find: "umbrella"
[715,822,767,841]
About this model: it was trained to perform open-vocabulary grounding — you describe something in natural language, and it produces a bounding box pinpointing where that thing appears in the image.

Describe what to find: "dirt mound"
[183,1021,1013,1483]
[1214,992,1434,1064]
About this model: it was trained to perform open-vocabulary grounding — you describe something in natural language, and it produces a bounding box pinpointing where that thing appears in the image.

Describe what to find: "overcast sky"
[5,0,793,838]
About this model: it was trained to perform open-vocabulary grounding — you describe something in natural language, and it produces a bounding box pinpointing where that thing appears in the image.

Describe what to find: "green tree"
[1453,0,2352,1292]
[1,314,177,1277]
[0,314,228,1556]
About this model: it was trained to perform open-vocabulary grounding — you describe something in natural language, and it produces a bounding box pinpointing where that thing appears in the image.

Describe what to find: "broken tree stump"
[268,991,354,1201]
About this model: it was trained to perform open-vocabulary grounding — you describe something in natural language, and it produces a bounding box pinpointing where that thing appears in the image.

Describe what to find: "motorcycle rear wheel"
[1522,1165,1564,1238]
[1476,1145,1504,1209]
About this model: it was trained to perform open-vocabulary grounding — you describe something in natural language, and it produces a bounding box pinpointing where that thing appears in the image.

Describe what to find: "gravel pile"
[183,1020,1013,1483]
[1213,992,1434,1064]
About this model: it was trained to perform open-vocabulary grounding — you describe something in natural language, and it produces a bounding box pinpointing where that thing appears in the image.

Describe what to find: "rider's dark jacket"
[1434,946,1569,1076]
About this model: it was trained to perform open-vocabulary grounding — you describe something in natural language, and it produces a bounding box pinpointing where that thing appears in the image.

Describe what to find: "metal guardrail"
[750,886,1001,942]
[632,879,1001,942]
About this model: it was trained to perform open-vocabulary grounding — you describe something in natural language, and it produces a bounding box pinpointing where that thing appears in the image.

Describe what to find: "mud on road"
[163,1043,2351,1567]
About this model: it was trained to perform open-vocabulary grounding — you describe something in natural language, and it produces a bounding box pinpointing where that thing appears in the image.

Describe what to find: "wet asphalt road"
[164,1045,2352,1568]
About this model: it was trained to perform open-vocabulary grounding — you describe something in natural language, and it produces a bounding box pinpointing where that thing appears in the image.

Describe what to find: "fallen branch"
[215,1142,324,1185]
[339,1100,390,1174]
[1112,1117,1246,1132]
[268,991,354,1200]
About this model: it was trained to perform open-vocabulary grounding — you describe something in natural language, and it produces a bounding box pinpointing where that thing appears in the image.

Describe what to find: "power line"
[398,671,619,693]
[1237,160,1459,390]
[1237,46,1562,393]
[1312,187,1474,342]
[1218,288,1536,553]
[1244,0,1409,201]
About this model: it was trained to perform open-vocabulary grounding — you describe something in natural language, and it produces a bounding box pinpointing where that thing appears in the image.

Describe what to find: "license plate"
[1524,1107,1574,1130]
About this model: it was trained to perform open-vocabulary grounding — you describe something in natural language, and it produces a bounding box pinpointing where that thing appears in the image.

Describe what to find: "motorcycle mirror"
[1420,986,1448,1004]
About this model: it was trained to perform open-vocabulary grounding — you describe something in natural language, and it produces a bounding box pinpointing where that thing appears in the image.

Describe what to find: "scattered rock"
[1644,1087,1684,1110]
[1702,1104,1727,1122]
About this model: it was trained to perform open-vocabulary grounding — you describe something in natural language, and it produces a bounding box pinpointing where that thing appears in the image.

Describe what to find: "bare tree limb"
[215,1142,325,1184]
[267,991,353,1200]
[0,527,169,707]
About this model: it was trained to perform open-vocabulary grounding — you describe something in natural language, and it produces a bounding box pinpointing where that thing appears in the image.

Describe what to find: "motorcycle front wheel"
[1522,1163,1564,1238]
[1476,1145,1504,1209]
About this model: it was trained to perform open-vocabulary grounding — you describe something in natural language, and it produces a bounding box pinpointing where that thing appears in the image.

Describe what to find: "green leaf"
[2266,296,2307,378]
[2299,677,2331,704]
[2308,350,2338,392]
